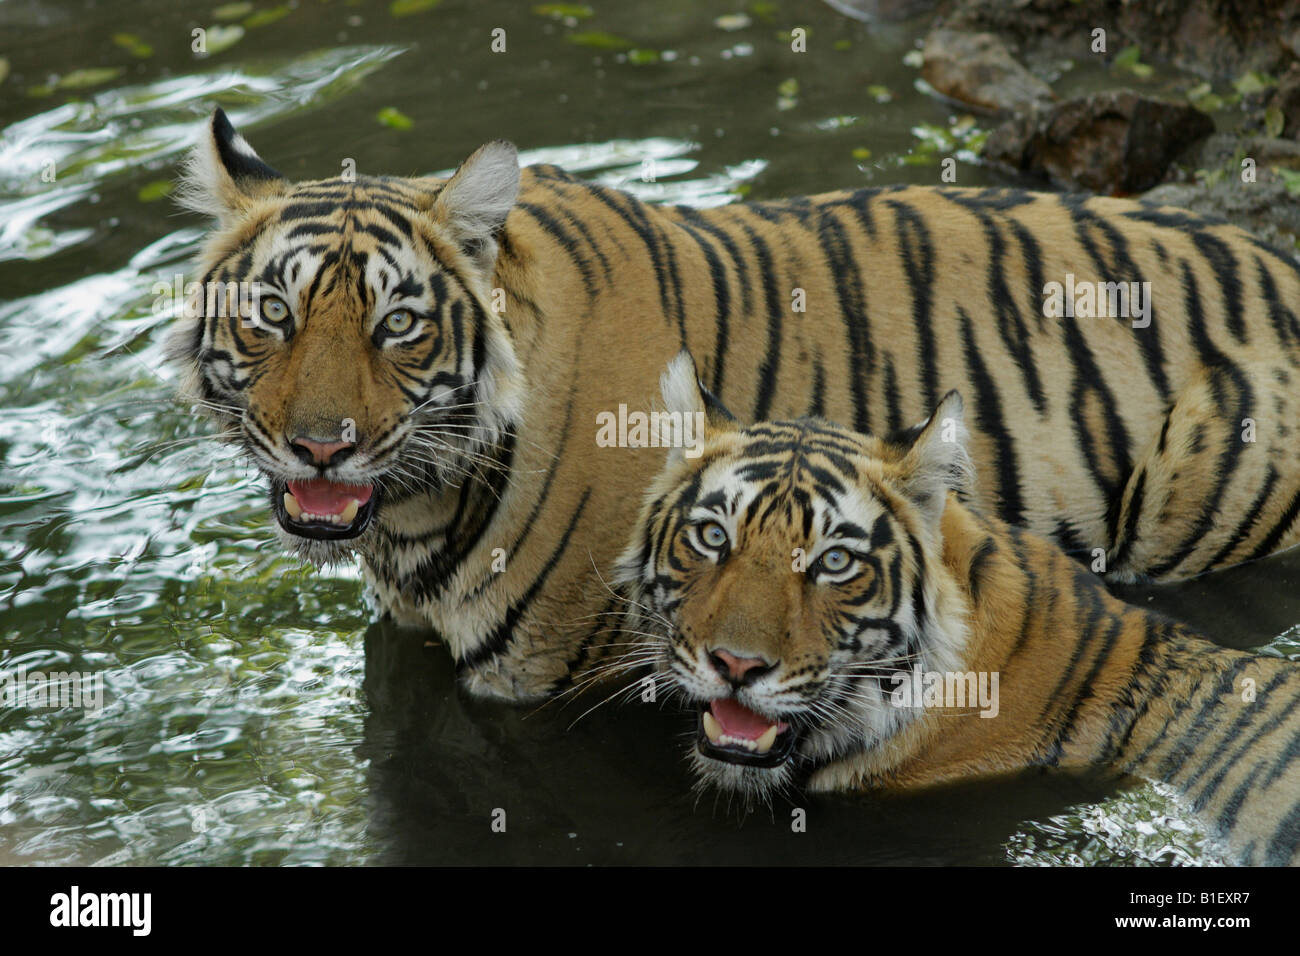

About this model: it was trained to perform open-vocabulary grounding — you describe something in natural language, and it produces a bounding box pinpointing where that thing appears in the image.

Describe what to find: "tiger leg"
[1107,362,1300,582]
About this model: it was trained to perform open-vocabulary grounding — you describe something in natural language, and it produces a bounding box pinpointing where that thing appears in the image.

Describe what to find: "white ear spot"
[227,132,261,163]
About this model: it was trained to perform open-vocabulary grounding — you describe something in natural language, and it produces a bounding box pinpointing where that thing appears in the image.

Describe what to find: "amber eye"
[699,521,728,549]
[259,295,289,324]
[383,309,415,336]
[821,548,851,573]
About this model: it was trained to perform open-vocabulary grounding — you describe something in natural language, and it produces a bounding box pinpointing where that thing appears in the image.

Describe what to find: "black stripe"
[516,200,601,297]
[886,199,939,411]
[736,220,783,421]
[457,487,594,673]
[816,207,873,431]
[676,221,732,394]
[1192,232,1245,342]
[958,305,1025,525]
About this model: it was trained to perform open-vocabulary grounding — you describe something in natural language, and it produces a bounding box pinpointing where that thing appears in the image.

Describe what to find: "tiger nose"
[289,436,355,467]
[708,648,775,685]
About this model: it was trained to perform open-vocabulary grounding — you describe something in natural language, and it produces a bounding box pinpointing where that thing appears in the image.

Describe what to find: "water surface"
[1,0,1296,866]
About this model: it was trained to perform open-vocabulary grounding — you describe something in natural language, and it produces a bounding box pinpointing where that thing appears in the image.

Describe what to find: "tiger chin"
[615,353,1300,865]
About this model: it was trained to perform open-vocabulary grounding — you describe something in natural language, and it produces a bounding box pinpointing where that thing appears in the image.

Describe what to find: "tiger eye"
[259,295,289,323]
[700,521,727,548]
[821,548,851,573]
[383,309,415,335]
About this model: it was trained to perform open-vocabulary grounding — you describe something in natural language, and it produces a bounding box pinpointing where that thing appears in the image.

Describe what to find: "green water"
[1,0,1297,866]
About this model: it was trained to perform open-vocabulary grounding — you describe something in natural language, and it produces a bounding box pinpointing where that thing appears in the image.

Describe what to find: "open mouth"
[697,698,798,768]
[270,477,381,540]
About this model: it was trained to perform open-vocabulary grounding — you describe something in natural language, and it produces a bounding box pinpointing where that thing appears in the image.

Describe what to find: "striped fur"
[171,109,1300,699]
[615,357,1300,865]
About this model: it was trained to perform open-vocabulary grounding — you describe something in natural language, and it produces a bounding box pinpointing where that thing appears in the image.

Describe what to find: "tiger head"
[168,108,524,564]
[615,354,973,803]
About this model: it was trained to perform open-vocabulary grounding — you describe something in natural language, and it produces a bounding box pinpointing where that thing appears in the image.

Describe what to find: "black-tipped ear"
[177,107,286,223]
[211,107,283,183]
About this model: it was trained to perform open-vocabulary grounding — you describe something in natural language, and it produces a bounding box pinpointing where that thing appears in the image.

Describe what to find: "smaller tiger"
[614,353,1300,865]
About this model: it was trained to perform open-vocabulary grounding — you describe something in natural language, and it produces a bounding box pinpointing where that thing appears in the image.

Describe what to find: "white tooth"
[284,493,302,519]
[702,710,722,743]
[754,725,779,754]
[339,499,360,524]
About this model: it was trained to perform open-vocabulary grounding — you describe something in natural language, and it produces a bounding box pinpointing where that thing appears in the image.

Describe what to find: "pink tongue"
[710,698,786,741]
[287,478,373,515]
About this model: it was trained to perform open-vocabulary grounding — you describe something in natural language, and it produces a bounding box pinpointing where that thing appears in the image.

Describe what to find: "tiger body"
[615,358,1300,865]
[174,110,1300,701]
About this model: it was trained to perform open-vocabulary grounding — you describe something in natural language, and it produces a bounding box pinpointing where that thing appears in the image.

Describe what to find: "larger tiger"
[171,108,1300,700]
[614,354,1300,865]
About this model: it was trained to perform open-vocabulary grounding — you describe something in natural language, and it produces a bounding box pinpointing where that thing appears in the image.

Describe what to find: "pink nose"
[709,648,772,682]
[291,437,354,466]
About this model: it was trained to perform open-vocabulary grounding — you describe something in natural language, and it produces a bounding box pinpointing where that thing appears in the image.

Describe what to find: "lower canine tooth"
[283,493,302,520]
[339,499,360,524]
[754,725,779,754]
[702,710,722,743]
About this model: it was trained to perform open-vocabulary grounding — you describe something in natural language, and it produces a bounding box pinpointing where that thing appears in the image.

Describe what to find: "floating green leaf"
[532,3,593,19]
[376,106,413,130]
[1113,44,1153,78]
[851,147,871,161]
[1265,104,1286,138]
[203,24,245,54]
[137,180,174,202]
[213,2,254,19]
[567,31,630,49]
[390,0,442,16]
[747,0,778,22]
[1233,71,1275,96]
[626,49,661,65]
[112,32,154,58]
[245,5,291,27]
[777,77,798,111]
[1277,167,1300,196]
[57,67,127,89]
[866,84,892,103]
[713,13,752,31]
[833,39,851,51]
[1186,81,1222,112]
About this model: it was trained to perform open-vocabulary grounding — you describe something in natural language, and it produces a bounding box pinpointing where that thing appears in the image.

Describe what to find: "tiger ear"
[658,351,735,463]
[896,390,973,525]
[433,140,520,275]
[177,108,286,225]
